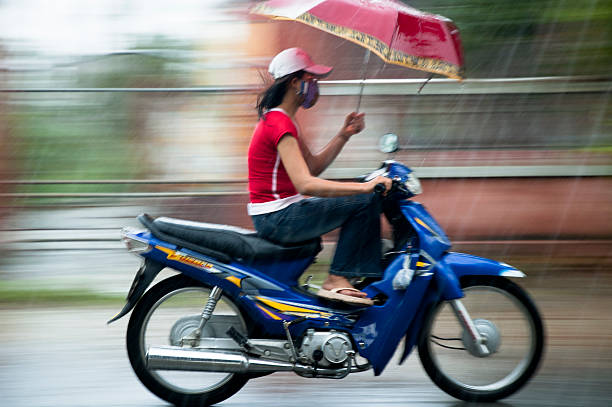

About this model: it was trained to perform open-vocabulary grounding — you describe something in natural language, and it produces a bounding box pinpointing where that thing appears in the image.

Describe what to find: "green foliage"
[12,105,138,193]
[12,36,192,196]
[410,0,612,76]
[0,280,123,306]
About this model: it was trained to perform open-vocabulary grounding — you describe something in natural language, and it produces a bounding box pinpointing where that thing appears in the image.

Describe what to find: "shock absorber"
[189,286,223,343]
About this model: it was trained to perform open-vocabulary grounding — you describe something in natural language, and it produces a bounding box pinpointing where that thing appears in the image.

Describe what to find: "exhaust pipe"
[147,346,295,373]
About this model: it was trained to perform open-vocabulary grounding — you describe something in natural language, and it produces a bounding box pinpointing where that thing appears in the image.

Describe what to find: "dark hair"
[256,70,305,118]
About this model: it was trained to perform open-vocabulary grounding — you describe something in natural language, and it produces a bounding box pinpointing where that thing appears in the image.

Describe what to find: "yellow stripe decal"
[414,218,437,236]
[155,245,215,270]
[256,297,318,314]
[284,311,327,319]
[225,276,242,288]
[416,261,431,268]
[256,297,332,319]
[256,304,282,320]
[156,245,173,255]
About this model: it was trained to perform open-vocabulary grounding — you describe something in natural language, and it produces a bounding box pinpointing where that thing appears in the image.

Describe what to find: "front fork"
[450,299,490,357]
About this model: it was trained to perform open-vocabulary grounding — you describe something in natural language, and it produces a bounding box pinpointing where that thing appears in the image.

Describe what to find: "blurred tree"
[0,42,13,220]
[13,36,193,194]
[410,0,612,77]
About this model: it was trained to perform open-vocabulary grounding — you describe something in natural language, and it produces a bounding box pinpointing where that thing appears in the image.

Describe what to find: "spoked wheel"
[418,276,544,402]
[127,275,250,407]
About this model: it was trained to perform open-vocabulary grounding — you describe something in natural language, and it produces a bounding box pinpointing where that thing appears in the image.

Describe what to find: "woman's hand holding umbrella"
[339,112,365,141]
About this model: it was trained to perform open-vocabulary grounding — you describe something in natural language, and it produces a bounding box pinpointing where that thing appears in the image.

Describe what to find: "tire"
[418,275,544,402]
[126,274,250,407]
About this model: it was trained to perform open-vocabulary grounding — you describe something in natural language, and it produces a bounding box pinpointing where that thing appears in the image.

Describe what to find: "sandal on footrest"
[316,287,374,306]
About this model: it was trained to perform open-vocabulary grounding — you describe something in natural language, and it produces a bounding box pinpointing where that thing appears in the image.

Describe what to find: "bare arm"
[277,134,391,197]
[300,112,365,176]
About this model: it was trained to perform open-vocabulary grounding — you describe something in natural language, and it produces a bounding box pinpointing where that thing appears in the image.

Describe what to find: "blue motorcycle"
[109,136,544,406]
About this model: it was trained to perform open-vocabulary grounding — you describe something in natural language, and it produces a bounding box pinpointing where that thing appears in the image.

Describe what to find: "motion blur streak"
[0,0,611,406]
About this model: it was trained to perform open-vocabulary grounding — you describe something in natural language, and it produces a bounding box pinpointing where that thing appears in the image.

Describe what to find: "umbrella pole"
[355,49,371,113]
[418,73,435,94]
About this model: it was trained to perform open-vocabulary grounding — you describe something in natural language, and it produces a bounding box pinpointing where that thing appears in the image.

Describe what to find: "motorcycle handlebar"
[374,179,411,197]
[374,183,387,194]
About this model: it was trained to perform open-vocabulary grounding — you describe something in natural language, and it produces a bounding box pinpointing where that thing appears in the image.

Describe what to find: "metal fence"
[2,76,611,199]
[2,75,611,95]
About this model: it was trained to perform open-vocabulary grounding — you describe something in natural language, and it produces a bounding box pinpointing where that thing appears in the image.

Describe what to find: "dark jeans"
[251,194,382,278]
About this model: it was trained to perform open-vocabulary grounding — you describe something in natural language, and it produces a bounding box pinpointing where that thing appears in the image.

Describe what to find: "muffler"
[146,346,295,373]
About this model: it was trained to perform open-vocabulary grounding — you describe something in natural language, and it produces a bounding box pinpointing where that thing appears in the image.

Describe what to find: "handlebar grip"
[374,183,386,194]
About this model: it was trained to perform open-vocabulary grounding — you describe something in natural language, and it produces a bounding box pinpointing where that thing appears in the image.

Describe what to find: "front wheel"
[126,275,250,407]
[418,276,544,402]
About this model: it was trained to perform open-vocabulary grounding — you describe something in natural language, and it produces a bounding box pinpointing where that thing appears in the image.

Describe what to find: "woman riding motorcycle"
[248,48,392,305]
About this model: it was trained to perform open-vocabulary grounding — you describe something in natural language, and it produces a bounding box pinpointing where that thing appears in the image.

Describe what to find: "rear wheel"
[126,275,250,407]
[418,276,544,402]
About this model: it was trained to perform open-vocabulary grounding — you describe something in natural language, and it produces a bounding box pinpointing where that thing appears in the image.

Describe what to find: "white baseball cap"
[268,47,333,80]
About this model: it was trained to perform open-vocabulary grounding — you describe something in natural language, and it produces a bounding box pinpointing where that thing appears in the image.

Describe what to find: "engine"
[299,329,353,367]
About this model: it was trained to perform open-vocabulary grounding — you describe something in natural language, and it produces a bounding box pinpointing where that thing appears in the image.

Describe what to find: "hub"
[462,319,501,357]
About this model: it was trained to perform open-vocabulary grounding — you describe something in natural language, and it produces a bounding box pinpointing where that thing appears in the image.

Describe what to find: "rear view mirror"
[379,133,399,153]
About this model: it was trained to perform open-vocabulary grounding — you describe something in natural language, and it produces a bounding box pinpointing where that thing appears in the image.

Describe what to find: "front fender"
[433,251,525,302]
[442,252,526,280]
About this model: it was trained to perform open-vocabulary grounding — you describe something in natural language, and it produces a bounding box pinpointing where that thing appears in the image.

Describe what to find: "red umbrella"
[251,0,464,80]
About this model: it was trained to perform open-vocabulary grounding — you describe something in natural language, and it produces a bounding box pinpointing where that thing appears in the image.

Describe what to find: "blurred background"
[0,0,611,406]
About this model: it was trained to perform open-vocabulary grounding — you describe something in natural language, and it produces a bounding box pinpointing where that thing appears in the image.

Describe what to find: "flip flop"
[317,287,374,306]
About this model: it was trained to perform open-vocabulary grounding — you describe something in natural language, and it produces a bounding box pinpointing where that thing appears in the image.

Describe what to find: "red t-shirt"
[247,109,303,215]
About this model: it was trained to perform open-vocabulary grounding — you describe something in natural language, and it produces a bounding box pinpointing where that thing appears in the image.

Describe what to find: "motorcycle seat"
[139,214,321,265]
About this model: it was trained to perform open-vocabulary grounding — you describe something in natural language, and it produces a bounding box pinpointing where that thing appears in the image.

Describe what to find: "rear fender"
[107,258,164,324]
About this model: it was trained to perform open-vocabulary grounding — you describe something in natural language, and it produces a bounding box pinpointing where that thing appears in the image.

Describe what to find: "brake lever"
[389,178,411,197]
[394,180,408,193]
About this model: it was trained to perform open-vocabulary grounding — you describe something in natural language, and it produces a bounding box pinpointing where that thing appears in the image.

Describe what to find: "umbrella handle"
[356,49,371,113]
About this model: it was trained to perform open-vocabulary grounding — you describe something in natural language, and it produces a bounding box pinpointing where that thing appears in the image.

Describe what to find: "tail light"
[121,227,152,254]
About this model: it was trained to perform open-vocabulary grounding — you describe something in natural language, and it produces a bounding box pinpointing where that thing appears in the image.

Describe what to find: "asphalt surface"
[1,201,612,406]
[1,266,612,407]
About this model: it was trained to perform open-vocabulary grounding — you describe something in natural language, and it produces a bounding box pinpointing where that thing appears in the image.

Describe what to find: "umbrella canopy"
[252,0,464,80]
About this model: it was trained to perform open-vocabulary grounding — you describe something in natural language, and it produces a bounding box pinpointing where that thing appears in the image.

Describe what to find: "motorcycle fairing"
[351,249,491,374]
[394,257,464,366]
[397,251,526,364]
[246,295,358,332]
[343,201,455,374]
[398,281,442,365]
[119,230,313,294]
[352,254,435,375]
[355,200,505,373]
[111,230,363,336]
[247,257,315,286]
[400,201,451,259]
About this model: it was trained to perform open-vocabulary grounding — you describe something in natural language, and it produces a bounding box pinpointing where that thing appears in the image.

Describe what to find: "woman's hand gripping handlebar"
[365,176,393,196]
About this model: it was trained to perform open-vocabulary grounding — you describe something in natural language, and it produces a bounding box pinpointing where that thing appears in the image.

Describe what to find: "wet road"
[1,267,612,407]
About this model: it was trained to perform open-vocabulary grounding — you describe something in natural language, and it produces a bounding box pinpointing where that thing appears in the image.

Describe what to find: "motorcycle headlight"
[405,173,422,195]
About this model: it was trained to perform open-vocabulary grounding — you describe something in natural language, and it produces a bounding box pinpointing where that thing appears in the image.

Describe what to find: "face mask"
[298,79,319,109]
